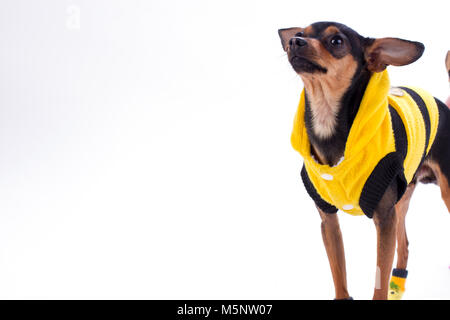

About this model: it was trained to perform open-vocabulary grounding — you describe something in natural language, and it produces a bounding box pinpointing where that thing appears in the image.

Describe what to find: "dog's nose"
[289,37,307,49]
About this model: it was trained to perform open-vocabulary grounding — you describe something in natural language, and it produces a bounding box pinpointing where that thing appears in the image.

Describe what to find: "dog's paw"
[388,269,408,300]
[388,281,405,300]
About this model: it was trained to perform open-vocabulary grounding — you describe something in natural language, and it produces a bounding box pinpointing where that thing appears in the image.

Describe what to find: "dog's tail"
[446,51,450,108]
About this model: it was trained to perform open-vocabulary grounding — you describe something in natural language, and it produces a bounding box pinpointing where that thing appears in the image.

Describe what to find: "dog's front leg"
[318,207,350,300]
[372,182,398,300]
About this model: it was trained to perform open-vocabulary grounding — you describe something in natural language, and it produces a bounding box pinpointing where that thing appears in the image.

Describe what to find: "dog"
[278,22,450,300]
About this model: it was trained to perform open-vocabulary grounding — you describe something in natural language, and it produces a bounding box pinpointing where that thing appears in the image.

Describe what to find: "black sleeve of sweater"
[300,165,338,214]
[359,152,407,218]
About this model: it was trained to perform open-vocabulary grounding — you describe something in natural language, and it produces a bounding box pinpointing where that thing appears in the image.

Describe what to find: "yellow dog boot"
[388,268,408,300]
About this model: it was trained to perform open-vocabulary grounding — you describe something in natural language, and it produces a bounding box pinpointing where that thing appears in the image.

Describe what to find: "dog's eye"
[330,35,343,46]
[295,32,304,37]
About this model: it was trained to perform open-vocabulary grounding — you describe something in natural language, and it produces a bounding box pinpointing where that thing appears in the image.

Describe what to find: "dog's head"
[278,22,424,82]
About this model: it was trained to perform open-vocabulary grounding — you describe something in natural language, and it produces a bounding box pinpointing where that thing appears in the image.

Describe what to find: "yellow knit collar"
[291,70,391,168]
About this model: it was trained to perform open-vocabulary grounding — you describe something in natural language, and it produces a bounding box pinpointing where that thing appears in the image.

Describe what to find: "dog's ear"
[278,27,303,52]
[364,37,425,72]
[446,51,450,76]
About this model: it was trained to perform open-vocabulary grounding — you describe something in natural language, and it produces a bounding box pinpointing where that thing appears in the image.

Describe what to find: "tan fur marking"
[323,26,341,36]
[304,26,314,36]
[427,161,450,212]
[279,27,304,51]
[300,43,358,140]
[311,146,328,165]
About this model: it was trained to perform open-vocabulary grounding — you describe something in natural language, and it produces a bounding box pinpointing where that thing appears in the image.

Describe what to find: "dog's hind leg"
[438,173,450,212]
[388,181,416,300]
[427,161,450,212]
[317,208,351,300]
[428,98,450,212]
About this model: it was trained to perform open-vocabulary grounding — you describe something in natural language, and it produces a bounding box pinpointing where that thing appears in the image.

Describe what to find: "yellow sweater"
[292,70,439,217]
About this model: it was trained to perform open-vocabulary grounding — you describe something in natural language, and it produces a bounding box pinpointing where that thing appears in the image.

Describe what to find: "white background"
[0,0,449,299]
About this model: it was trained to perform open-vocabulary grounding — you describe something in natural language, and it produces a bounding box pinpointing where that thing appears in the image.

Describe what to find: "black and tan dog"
[279,22,450,300]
